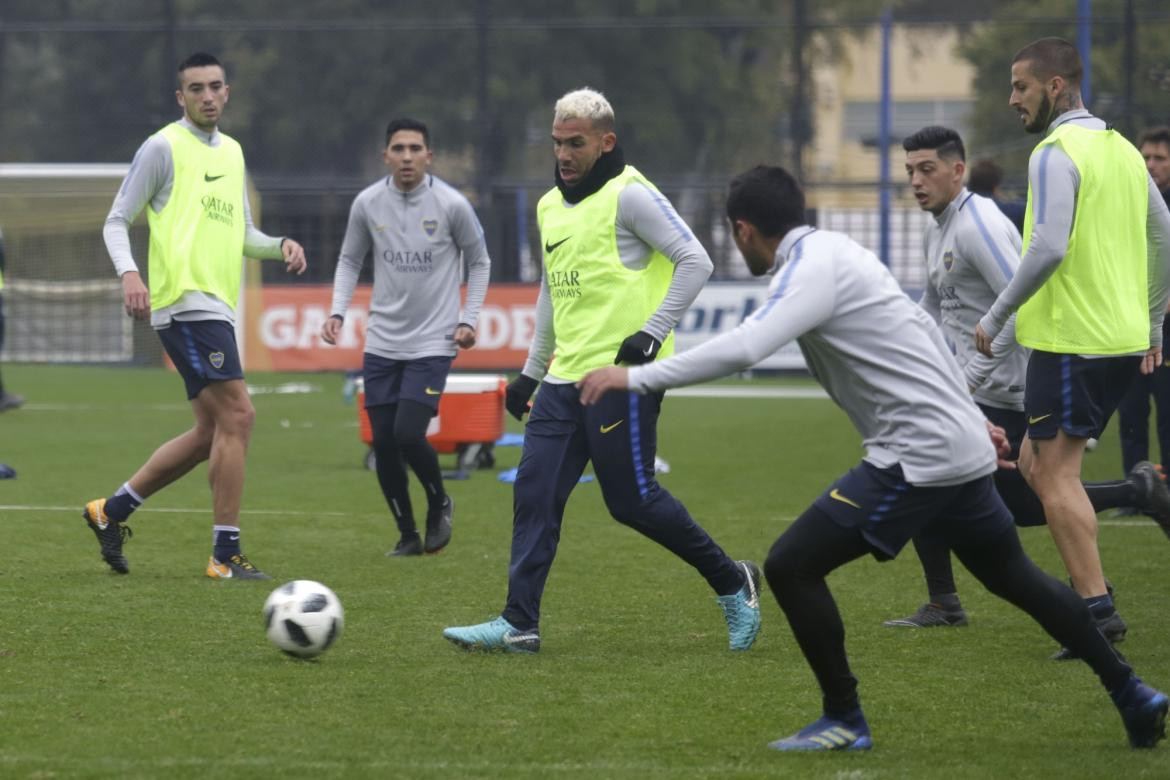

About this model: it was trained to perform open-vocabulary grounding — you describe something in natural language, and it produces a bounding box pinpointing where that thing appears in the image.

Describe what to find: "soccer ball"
[263,580,344,659]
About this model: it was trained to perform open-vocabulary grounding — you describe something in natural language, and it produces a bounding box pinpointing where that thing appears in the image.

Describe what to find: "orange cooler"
[357,373,507,454]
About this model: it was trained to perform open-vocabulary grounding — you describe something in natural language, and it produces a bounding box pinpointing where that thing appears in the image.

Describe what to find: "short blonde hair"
[553,88,614,132]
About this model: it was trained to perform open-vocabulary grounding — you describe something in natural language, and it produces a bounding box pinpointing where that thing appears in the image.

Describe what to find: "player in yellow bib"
[443,88,760,654]
[83,53,307,580]
[976,39,1170,658]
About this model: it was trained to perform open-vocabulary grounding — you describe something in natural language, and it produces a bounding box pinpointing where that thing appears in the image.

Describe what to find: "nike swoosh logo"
[229,535,240,541]
[424,387,441,396]
[829,488,861,509]
[544,236,571,254]
[600,420,624,434]
[204,173,226,182]
[1029,413,1052,424]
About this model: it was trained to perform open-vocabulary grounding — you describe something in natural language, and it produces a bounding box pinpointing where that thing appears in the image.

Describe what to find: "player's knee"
[392,424,428,451]
[763,540,801,595]
[229,400,256,436]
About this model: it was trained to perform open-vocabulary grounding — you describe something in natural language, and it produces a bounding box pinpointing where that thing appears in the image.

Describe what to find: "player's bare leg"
[1019,431,1105,596]
[123,398,215,499]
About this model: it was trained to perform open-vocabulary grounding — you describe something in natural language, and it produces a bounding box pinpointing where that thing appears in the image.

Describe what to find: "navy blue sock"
[1085,593,1116,619]
[104,482,144,522]
[213,526,242,562]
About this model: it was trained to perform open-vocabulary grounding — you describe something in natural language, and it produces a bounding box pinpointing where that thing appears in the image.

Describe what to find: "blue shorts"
[158,319,244,400]
[813,461,1014,561]
[1025,350,1141,440]
[362,353,453,413]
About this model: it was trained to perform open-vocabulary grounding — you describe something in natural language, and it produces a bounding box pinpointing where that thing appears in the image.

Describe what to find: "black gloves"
[505,374,540,420]
[614,331,662,365]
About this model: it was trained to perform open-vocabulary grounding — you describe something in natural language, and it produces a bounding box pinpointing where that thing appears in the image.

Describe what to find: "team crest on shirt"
[422,218,438,237]
[209,351,225,369]
[943,251,955,271]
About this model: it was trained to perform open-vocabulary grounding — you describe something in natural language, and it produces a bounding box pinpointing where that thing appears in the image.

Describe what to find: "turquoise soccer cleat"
[442,616,541,654]
[717,560,762,651]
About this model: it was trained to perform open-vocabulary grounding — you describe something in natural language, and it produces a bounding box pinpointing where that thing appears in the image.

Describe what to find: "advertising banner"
[243,281,806,372]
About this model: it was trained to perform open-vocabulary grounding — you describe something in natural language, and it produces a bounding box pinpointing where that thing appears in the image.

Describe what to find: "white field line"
[0,504,353,517]
[667,386,828,399]
[0,503,1155,528]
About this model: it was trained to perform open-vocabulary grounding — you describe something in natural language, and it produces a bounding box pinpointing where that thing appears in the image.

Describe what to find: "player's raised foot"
[83,498,132,574]
[424,495,453,554]
[1128,461,1170,540]
[768,713,873,752]
[883,601,968,628]
[1112,676,1169,748]
[442,616,540,653]
[206,553,272,580]
[1051,609,1128,661]
[386,535,422,557]
[717,560,761,651]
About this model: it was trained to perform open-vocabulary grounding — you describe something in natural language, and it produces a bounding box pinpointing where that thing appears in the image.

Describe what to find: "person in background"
[322,117,490,557]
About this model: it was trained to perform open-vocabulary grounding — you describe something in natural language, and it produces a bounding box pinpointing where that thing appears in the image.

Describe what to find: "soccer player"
[442,88,760,653]
[976,39,1170,649]
[887,126,1170,638]
[0,225,24,411]
[322,118,490,556]
[85,52,307,579]
[579,165,1169,752]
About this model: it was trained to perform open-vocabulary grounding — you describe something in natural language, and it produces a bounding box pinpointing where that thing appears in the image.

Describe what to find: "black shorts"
[362,353,454,413]
[813,461,1014,561]
[978,403,1027,460]
[1024,350,1141,440]
[158,319,244,400]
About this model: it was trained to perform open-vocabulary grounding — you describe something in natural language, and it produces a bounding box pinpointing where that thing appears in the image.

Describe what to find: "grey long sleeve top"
[920,188,1028,410]
[630,227,997,487]
[329,174,491,360]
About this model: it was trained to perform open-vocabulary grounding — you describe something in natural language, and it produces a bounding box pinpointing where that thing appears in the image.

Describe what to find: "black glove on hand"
[505,374,540,420]
[614,330,662,365]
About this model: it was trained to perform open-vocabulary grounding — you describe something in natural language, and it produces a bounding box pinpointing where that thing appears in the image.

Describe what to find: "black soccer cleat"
[424,495,453,554]
[206,553,272,580]
[883,601,969,628]
[386,535,423,557]
[1128,461,1170,541]
[83,498,132,574]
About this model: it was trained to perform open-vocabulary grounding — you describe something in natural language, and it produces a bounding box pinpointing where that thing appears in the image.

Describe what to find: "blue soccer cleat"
[769,714,873,752]
[717,560,762,651]
[442,616,540,654]
[1112,676,1169,748]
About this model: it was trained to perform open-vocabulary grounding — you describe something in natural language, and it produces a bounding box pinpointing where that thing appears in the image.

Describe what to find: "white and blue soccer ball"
[263,580,344,659]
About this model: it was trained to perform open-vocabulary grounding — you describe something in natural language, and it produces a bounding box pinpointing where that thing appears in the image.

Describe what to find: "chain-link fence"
[2,3,1168,364]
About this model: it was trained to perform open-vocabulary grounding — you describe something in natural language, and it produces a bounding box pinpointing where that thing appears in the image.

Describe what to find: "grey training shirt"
[979,110,1170,348]
[330,174,491,360]
[521,178,714,383]
[630,227,998,487]
[921,188,1028,411]
[103,116,286,328]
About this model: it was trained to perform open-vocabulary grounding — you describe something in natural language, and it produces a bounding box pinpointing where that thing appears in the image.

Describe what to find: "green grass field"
[1,364,1168,779]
